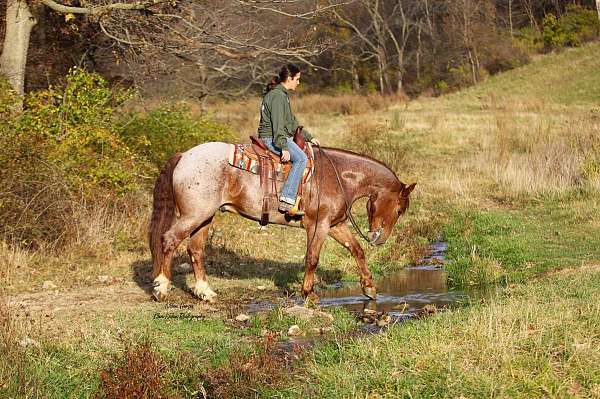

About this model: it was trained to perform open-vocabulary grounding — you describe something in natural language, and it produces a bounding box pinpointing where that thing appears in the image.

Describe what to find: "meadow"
[1,42,600,398]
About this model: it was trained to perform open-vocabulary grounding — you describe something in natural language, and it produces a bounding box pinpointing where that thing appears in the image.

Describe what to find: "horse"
[149,141,416,302]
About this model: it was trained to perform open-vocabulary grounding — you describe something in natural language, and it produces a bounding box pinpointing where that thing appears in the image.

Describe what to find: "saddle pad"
[227,144,314,183]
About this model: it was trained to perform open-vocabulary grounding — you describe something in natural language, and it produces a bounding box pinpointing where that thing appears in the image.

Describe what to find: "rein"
[316,146,372,243]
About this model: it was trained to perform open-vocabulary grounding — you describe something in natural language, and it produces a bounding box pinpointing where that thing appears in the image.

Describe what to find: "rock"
[282,305,334,323]
[235,313,250,322]
[287,325,302,336]
[177,262,192,273]
[311,327,334,334]
[98,275,110,283]
[42,281,57,290]
[18,337,40,348]
[376,315,392,327]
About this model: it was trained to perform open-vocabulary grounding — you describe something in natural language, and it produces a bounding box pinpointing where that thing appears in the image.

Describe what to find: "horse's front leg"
[302,221,331,301]
[328,223,376,299]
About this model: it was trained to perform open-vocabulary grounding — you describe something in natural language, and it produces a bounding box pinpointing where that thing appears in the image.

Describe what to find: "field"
[2,42,600,398]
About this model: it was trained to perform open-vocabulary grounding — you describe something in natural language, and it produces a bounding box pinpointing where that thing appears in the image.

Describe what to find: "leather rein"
[315,146,373,243]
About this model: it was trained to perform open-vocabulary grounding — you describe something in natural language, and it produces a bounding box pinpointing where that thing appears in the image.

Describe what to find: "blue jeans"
[261,137,307,204]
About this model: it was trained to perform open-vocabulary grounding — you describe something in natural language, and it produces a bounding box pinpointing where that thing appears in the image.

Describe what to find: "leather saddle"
[229,127,313,225]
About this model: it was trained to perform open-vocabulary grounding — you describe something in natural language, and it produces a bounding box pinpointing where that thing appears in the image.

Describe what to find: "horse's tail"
[149,153,182,276]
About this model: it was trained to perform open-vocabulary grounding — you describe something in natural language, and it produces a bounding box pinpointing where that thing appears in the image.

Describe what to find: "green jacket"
[257,84,312,151]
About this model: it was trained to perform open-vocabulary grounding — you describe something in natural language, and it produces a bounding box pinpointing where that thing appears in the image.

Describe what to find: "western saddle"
[245,127,313,225]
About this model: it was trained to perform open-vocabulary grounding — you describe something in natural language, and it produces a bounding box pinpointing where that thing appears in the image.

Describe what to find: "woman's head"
[266,64,301,92]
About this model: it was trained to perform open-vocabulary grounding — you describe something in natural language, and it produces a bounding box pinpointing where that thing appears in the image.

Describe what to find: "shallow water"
[317,241,468,321]
[248,241,473,329]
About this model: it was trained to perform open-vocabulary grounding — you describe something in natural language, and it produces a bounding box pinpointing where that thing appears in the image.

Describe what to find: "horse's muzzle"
[368,228,383,245]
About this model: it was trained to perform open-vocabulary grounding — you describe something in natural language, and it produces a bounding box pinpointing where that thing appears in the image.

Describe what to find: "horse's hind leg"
[187,218,217,302]
[153,213,212,300]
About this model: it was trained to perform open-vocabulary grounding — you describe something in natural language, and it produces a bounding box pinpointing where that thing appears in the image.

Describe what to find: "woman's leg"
[260,137,280,155]
[280,138,308,204]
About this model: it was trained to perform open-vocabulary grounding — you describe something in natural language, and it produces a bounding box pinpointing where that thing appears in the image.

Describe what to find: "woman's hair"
[265,64,301,93]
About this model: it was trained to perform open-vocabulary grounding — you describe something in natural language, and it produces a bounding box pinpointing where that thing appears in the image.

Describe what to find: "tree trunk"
[596,0,600,22]
[350,59,360,92]
[1,0,36,100]
[396,70,403,96]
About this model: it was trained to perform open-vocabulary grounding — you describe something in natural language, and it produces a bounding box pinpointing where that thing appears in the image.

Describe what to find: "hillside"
[445,41,600,106]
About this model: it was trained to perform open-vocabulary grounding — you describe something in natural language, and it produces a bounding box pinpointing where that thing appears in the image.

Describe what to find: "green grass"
[443,194,600,286]
[4,40,600,399]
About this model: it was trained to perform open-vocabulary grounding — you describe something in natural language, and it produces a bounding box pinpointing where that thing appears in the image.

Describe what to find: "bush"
[119,104,235,168]
[543,5,600,49]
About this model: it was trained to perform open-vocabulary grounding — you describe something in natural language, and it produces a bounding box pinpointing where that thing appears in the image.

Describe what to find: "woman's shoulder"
[264,88,287,103]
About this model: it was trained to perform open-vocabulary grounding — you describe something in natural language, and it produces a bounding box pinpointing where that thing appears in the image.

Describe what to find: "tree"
[1,0,338,104]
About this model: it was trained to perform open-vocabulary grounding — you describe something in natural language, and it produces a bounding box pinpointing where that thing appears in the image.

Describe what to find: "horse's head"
[366,182,416,245]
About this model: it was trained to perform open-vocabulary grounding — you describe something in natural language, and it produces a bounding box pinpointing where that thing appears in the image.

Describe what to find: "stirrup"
[288,196,304,217]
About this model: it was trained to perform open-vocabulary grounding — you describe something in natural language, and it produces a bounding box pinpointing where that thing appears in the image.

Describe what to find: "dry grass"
[202,335,296,398]
[0,295,39,397]
[482,110,600,196]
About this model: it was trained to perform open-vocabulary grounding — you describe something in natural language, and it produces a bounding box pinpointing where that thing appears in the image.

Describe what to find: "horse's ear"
[403,182,416,196]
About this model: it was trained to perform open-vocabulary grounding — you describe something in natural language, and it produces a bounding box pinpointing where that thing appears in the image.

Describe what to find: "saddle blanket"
[227,143,314,183]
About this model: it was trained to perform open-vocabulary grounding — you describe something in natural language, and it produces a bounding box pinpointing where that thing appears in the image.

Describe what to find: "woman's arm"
[270,94,289,151]
[291,114,313,141]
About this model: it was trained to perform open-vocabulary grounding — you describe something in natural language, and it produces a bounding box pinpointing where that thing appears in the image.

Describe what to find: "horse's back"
[174,142,230,178]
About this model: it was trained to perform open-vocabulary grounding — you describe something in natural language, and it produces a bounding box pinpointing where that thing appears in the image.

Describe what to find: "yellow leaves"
[64,13,75,22]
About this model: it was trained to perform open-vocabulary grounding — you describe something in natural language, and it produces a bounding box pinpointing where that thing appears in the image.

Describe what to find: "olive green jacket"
[257,84,312,151]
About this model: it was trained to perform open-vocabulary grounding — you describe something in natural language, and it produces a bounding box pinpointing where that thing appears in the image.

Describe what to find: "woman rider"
[257,64,320,216]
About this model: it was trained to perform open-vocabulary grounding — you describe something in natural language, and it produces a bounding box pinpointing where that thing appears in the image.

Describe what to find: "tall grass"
[484,111,600,196]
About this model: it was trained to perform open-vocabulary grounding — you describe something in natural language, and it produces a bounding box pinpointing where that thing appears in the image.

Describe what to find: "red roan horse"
[149,142,415,302]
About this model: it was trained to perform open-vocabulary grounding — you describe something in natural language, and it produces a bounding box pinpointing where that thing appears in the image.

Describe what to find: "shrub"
[0,69,150,247]
[344,120,408,174]
[543,5,600,49]
[119,104,236,168]
[98,340,168,399]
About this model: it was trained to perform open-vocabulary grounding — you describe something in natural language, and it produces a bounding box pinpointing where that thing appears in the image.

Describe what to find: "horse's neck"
[325,149,399,201]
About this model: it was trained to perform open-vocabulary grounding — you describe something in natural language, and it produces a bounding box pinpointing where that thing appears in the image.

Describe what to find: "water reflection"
[317,241,469,319]
[317,268,468,317]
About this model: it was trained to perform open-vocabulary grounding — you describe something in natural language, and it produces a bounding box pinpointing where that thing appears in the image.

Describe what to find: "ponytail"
[264,63,301,93]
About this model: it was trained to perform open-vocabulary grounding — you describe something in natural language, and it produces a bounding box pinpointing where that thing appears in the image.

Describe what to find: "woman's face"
[284,73,301,91]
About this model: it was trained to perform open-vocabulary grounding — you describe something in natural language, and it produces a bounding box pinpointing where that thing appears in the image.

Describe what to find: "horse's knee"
[162,231,178,253]
[305,253,319,269]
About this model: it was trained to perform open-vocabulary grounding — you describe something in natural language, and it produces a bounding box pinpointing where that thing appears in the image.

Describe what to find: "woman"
[257,64,320,216]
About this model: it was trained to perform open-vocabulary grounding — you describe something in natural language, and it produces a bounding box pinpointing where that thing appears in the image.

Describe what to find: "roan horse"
[149,141,416,302]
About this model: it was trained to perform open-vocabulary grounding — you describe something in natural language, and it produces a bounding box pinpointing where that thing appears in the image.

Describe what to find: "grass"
[289,266,600,398]
[2,41,600,397]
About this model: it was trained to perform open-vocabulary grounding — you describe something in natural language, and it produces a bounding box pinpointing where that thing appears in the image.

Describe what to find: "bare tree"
[1,0,338,104]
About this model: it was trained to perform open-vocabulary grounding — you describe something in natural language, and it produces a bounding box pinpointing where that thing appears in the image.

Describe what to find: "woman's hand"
[281,150,291,162]
[310,138,320,146]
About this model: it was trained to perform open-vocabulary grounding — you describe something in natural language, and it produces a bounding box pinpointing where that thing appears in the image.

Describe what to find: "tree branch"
[41,0,168,15]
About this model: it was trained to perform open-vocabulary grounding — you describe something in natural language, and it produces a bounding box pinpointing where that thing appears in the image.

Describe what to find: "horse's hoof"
[304,292,320,308]
[152,288,167,302]
[191,283,217,303]
[362,286,377,300]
